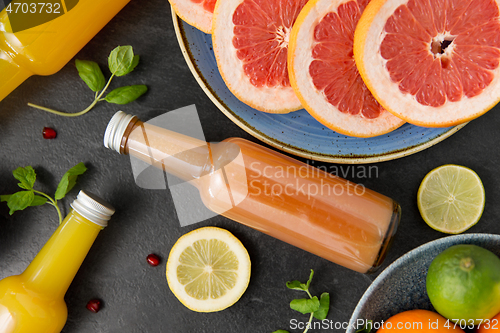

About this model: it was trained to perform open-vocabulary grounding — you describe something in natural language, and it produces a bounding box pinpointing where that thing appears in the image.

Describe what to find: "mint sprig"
[1,163,87,224]
[27,45,147,117]
[273,269,330,333]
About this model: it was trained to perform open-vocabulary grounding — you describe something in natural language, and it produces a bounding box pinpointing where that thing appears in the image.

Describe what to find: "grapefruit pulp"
[212,0,308,113]
[354,0,500,127]
[288,0,405,137]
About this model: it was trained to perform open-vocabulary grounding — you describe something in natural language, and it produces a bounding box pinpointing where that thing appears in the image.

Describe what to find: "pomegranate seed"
[147,253,160,267]
[86,299,102,313]
[42,127,57,139]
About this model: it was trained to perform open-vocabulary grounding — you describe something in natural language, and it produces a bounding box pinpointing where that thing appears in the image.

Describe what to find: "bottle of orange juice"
[104,111,401,273]
[0,190,115,333]
[0,0,131,102]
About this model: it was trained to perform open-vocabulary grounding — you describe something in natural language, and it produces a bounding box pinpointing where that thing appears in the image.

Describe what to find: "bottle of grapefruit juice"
[104,112,401,273]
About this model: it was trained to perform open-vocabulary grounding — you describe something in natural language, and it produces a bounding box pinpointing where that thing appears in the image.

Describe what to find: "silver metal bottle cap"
[70,191,115,227]
[103,111,136,153]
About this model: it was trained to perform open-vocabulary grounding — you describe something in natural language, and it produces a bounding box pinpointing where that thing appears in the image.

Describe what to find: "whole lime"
[426,244,500,324]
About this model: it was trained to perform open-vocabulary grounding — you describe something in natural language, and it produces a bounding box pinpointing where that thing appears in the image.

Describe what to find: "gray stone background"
[0,0,499,332]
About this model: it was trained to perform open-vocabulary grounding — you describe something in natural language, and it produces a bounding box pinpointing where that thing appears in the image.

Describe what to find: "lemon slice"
[417,165,485,234]
[166,227,251,312]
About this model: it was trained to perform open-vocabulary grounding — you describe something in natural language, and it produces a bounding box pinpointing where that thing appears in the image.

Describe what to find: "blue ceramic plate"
[347,233,500,332]
[172,13,467,164]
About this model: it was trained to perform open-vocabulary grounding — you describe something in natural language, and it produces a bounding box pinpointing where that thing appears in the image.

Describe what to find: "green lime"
[417,164,485,234]
[426,244,500,324]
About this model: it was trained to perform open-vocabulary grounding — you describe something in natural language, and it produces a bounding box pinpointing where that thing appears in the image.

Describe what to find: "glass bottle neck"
[120,119,212,187]
[20,210,102,299]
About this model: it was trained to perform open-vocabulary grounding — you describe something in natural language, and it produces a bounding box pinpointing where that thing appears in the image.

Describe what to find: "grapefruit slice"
[169,0,216,34]
[288,0,405,137]
[354,0,500,127]
[212,0,308,113]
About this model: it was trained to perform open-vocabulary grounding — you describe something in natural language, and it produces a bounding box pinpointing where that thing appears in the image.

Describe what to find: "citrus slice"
[354,0,500,127]
[169,0,216,34]
[417,164,485,234]
[212,0,308,113]
[288,0,405,138]
[166,227,251,312]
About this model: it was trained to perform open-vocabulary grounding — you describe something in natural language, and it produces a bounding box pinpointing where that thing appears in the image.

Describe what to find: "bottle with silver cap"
[103,111,401,275]
[0,191,114,333]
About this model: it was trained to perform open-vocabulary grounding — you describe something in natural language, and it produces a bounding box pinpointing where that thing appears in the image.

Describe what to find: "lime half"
[417,164,485,234]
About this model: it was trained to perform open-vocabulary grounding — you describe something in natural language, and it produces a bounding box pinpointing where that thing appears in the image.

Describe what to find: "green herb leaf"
[286,280,306,291]
[6,191,34,215]
[0,195,11,202]
[121,55,140,75]
[108,45,134,77]
[356,320,373,333]
[290,297,320,315]
[13,166,36,190]
[54,163,87,200]
[75,59,106,92]
[305,269,314,290]
[104,85,147,105]
[313,292,330,320]
[272,330,290,333]
[31,195,48,206]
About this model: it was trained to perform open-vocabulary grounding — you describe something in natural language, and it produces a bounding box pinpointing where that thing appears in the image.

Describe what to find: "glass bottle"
[0,190,115,333]
[104,111,401,273]
[0,0,131,102]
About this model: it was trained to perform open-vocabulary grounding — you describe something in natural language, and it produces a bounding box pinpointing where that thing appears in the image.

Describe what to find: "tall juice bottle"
[0,191,115,333]
[104,111,401,273]
[0,0,131,102]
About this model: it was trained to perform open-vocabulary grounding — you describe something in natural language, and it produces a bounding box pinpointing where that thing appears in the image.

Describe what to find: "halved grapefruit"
[212,0,308,113]
[288,0,405,137]
[169,0,216,34]
[354,0,500,127]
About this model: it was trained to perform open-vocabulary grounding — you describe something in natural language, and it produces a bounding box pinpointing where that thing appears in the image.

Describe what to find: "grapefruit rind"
[288,0,405,138]
[169,0,213,34]
[212,0,303,114]
[166,227,251,312]
[354,0,500,127]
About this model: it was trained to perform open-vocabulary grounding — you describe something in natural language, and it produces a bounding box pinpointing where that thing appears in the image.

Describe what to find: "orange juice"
[105,112,401,273]
[0,0,131,102]
[0,191,114,333]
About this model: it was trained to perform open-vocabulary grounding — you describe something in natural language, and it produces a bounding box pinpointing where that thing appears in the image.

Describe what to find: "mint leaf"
[356,320,373,333]
[0,195,11,202]
[104,85,147,105]
[108,45,134,77]
[272,331,290,333]
[313,292,330,320]
[31,195,48,206]
[305,269,314,290]
[6,191,34,215]
[122,55,140,75]
[290,297,320,315]
[75,59,106,92]
[54,163,87,200]
[286,280,306,291]
[13,166,36,190]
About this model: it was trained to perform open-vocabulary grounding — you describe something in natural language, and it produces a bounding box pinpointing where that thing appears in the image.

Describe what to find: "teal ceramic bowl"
[171,12,467,164]
[347,233,500,332]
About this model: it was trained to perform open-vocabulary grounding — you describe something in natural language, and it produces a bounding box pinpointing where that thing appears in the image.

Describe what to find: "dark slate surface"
[0,1,499,332]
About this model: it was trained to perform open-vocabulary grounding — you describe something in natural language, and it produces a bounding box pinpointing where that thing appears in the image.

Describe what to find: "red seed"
[86,299,102,313]
[147,253,160,267]
[42,127,57,139]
